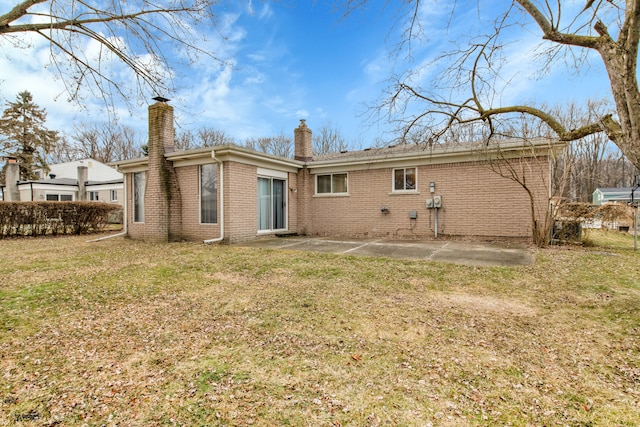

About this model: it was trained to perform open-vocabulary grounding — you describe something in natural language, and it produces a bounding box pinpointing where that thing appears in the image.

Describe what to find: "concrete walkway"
[234,237,533,267]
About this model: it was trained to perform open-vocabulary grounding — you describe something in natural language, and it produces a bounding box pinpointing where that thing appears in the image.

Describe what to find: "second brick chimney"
[77,166,88,201]
[4,158,20,201]
[294,119,313,162]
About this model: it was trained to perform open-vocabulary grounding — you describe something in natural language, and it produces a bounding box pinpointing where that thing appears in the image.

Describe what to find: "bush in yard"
[0,201,121,238]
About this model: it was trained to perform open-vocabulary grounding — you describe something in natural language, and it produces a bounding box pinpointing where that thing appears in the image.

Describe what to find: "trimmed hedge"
[0,202,122,238]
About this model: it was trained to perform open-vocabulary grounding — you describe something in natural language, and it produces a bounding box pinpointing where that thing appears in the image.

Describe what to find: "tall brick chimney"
[144,98,182,242]
[294,119,313,161]
[4,158,20,201]
[77,166,88,201]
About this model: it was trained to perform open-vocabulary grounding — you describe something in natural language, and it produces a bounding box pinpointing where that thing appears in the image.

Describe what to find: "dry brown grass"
[0,231,639,426]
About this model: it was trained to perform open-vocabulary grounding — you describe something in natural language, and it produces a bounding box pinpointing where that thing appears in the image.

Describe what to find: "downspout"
[204,150,224,244]
[30,182,34,201]
[434,207,438,238]
[122,171,128,235]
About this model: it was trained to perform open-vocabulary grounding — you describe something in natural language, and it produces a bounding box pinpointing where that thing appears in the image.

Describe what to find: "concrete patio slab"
[234,237,533,267]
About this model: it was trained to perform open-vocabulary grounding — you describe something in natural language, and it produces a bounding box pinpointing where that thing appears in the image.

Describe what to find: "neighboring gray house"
[1,158,123,204]
[592,187,640,205]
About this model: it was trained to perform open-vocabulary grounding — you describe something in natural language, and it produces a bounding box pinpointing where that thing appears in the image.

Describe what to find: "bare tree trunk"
[597,32,640,167]
[516,0,640,167]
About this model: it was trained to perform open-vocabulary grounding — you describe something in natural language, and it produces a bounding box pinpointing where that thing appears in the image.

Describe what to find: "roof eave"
[307,139,561,172]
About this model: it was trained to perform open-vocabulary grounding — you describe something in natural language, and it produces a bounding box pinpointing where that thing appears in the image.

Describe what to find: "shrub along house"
[112,99,557,244]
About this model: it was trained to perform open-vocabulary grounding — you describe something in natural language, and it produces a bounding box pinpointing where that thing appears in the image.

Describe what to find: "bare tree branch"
[1,0,223,108]
[356,1,640,168]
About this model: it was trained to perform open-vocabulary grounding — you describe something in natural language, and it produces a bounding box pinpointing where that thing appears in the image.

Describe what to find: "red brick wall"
[287,172,298,234]
[225,161,259,243]
[301,158,550,240]
[125,150,550,243]
[175,165,219,241]
[218,163,300,243]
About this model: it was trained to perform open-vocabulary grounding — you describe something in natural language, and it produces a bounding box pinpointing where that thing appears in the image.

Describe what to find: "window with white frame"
[110,189,118,202]
[133,171,145,223]
[200,163,217,224]
[316,173,348,195]
[89,191,99,201]
[393,167,417,191]
[258,176,287,231]
[46,194,73,201]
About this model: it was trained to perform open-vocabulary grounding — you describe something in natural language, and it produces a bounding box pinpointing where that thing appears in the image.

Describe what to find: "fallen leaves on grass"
[0,232,639,426]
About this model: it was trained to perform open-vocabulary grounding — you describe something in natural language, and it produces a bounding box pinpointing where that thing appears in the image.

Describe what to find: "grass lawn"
[0,230,639,426]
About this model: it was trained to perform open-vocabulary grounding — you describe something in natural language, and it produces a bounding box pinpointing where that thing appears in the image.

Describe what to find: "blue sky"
[0,0,616,150]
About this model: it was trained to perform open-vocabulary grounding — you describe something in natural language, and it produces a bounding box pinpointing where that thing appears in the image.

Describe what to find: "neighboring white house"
[37,158,123,182]
[1,158,123,205]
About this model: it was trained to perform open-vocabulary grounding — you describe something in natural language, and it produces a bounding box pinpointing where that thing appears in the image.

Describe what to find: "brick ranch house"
[112,99,558,244]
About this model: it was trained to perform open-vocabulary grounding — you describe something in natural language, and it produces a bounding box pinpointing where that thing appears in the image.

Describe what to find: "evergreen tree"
[0,91,58,180]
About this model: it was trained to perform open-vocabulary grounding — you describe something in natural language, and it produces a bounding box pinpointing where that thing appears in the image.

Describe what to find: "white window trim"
[257,167,288,179]
[257,175,288,233]
[391,167,419,194]
[110,189,118,202]
[133,171,145,223]
[315,172,349,196]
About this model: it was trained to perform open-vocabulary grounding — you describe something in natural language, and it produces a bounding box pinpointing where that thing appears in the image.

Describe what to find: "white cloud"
[258,4,274,21]
[243,70,266,85]
[362,51,389,83]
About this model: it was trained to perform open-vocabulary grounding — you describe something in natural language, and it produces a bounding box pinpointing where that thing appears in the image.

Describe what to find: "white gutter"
[123,171,128,235]
[204,150,224,244]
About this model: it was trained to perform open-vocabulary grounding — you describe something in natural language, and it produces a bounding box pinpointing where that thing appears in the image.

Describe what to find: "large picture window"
[316,173,348,194]
[200,163,217,224]
[393,167,417,192]
[133,171,145,223]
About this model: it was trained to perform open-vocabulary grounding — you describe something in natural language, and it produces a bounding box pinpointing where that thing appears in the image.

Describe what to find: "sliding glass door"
[258,177,286,231]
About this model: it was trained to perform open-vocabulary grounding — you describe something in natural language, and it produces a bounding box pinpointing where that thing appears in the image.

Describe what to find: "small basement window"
[46,194,73,201]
